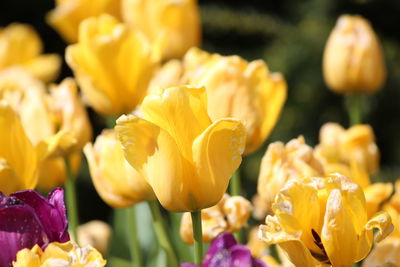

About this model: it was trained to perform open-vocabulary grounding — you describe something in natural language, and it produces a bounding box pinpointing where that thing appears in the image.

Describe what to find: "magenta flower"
[0,188,69,267]
[181,232,267,267]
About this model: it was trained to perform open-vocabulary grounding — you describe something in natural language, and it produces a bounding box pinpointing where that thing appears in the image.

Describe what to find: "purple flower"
[181,232,267,267]
[0,188,69,267]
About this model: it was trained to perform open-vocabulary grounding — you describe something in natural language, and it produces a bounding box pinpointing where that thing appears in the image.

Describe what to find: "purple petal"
[252,258,268,267]
[0,204,47,267]
[229,245,253,266]
[203,232,237,266]
[11,188,69,244]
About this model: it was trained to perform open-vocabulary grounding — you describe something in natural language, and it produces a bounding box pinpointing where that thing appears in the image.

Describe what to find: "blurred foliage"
[1,0,400,264]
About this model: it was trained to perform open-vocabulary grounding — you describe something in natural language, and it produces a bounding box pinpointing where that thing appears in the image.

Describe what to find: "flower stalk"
[65,157,79,240]
[191,210,203,264]
[230,170,241,196]
[126,206,142,267]
[346,94,363,126]
[148,200,179,267]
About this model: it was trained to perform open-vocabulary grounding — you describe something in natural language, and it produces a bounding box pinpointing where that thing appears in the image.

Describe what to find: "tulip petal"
[248,62,287,154]
[23,54,61,83]
[0,102,38,194]
[192,119,245,209]
[141,85,210,160]
[116,114,194,211]
[259,217,320,267]
[11,188,69,244]
[0,196,46,267]
[321,189,366,266]
[365,211,393,243]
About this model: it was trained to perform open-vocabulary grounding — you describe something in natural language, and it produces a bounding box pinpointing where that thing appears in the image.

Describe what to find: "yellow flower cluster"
[13,242,106,267]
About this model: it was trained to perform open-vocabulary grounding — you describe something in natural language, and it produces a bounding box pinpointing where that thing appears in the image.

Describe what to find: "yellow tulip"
[323,15,386,94]
[364,183,393,218]
[66,14,159,116]
[78,220,112,255]
[0,23,60,82]
[116,85,246,212]
[254,136,324,219]
[0,102,38,195]
[0,69,91,190]
[122,0,201,60]
[180,194,251,244]
[150,47,287,154]
[13,241,106,267]
[47,0,120,43]
[84,130,155,208]
[259,174,393,267]
[315,122,379,188]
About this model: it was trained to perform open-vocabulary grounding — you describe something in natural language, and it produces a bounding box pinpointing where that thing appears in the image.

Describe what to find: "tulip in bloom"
[47,0,120,43]
[180,194,252,244]
[0,188,69,267]
[254,136,324,219]
[0,23,60,82]
[122,0,201,59]
[13,241,106,267]
[323,15,386,94]
[0,70,92,190]
[150,47,287,155]
[84,130,155,208]
[181,232,266,267]
[77,220,112,255]
[315,123,379,188]
[259,174,393,267]
[116,85,246,212]
[66,14,159,116]
[0,102,38,194]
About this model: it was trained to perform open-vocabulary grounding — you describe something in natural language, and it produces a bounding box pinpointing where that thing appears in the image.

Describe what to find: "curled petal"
[365,211,393,243]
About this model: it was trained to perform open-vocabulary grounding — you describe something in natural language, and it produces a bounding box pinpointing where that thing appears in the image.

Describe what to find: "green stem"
[148,201,179,267]
[191,211,203,265]
[229,170,241,196]
[64,157,78,241]
[346,94,363,126]
[127,206,142,267]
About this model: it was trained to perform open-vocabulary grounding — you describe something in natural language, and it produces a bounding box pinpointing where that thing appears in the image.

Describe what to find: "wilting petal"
[11,188,69,243]
[192,119,245,208]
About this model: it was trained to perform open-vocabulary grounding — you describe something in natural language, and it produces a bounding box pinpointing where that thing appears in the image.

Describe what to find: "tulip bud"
[66,14,159,116]
[78,220,112,255]
[323,15,386,94]
[84,130,155,208]
[122,0,201,60]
